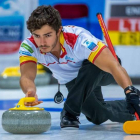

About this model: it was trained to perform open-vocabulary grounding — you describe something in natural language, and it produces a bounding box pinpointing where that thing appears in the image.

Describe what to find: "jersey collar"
[59,32,67,58]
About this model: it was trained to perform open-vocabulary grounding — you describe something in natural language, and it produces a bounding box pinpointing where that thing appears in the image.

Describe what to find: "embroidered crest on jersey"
[82,39,98,51]
[21,43,34,53]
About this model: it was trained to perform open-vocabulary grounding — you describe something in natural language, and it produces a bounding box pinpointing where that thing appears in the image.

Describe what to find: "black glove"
[125,86,140,118]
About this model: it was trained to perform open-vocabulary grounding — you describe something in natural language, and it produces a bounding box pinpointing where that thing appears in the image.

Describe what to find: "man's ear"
[57,26,62,36]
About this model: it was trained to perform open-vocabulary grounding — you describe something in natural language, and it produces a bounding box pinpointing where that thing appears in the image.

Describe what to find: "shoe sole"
[60,123,79,130]
[61,127,79,130]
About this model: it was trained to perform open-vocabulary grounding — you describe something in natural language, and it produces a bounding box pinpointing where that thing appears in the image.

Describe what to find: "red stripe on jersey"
[20,60,37,66]
[60,44,67,58]
[28,36,38,48]
[42,60,75,67]
[42,62,56,67]
[47,62,56,66]
[60,60,75,64]
[92,46,107,64]
[63,32,78,49]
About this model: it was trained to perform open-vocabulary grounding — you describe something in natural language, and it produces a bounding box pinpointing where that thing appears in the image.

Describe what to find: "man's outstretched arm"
[94,47,140,118]
[20,62,43,106]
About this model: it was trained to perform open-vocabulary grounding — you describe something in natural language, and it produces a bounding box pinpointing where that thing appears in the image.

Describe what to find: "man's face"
[32,25,60,53]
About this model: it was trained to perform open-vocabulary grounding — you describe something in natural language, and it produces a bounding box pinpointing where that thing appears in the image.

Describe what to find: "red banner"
[0,42,21,54]
[108,18,140,32]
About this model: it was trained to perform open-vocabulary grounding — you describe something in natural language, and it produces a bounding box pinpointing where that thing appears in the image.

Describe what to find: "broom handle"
[96,13,140,120]
[96,13,118,61]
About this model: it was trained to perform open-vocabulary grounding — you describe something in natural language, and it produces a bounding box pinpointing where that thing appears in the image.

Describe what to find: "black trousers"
[64,60,134,124]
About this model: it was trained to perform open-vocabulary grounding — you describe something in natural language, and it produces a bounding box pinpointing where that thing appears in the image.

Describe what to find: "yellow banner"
[108,31,140,46]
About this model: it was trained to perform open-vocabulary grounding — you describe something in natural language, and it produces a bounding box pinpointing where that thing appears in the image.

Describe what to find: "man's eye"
[36,35,40,38]
[33,35,39,38]
[45,34,51,37]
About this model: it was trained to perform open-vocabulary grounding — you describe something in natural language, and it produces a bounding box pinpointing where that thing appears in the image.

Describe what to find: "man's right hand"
[25,90,43,106]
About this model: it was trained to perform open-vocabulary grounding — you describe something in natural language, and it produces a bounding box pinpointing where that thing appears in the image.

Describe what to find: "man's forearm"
[111,64,132,89]
[20,76,36,94]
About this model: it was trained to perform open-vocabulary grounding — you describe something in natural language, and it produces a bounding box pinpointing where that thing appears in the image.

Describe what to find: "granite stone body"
[2,110,51,134]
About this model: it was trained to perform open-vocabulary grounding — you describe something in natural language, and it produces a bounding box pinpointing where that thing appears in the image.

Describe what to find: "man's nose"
[40,37,46,46]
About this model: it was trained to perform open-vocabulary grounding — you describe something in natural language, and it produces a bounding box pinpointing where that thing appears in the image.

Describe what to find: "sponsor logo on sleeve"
[65,56,74,61]
[21,43,34,53]
[19,50,32,56]
[82,39,98,51]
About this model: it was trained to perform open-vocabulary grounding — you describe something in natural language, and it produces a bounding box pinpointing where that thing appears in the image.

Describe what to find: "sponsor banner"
[0,0,24,54]
[108,18,140,31]
[107,18,140,45]
[108,31,140,45]
[0,0,38,73]
[0,16,24,54]
[105,2,140,46]
[0,18,23,41]
[110,4,140,17]
[105,0,140,77]
[0,42,21,54]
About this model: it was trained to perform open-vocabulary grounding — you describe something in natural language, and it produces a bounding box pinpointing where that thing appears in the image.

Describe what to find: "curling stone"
[0,64,51,89]
[2,97,51,134]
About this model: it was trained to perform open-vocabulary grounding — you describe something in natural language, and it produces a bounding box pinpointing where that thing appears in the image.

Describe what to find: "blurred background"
[0,0,140,88]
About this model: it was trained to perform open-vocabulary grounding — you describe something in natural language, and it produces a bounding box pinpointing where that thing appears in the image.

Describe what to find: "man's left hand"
[125,86,140,118]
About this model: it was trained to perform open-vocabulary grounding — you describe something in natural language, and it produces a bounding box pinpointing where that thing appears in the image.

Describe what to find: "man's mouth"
[39,46,50,49]
[41,47,48,49]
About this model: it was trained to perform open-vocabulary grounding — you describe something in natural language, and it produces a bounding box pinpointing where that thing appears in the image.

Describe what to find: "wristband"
[124,86,135,94]
[124,85,140,95]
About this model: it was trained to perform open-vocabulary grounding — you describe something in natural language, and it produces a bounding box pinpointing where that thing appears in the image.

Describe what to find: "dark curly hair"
[27,5,62,33]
